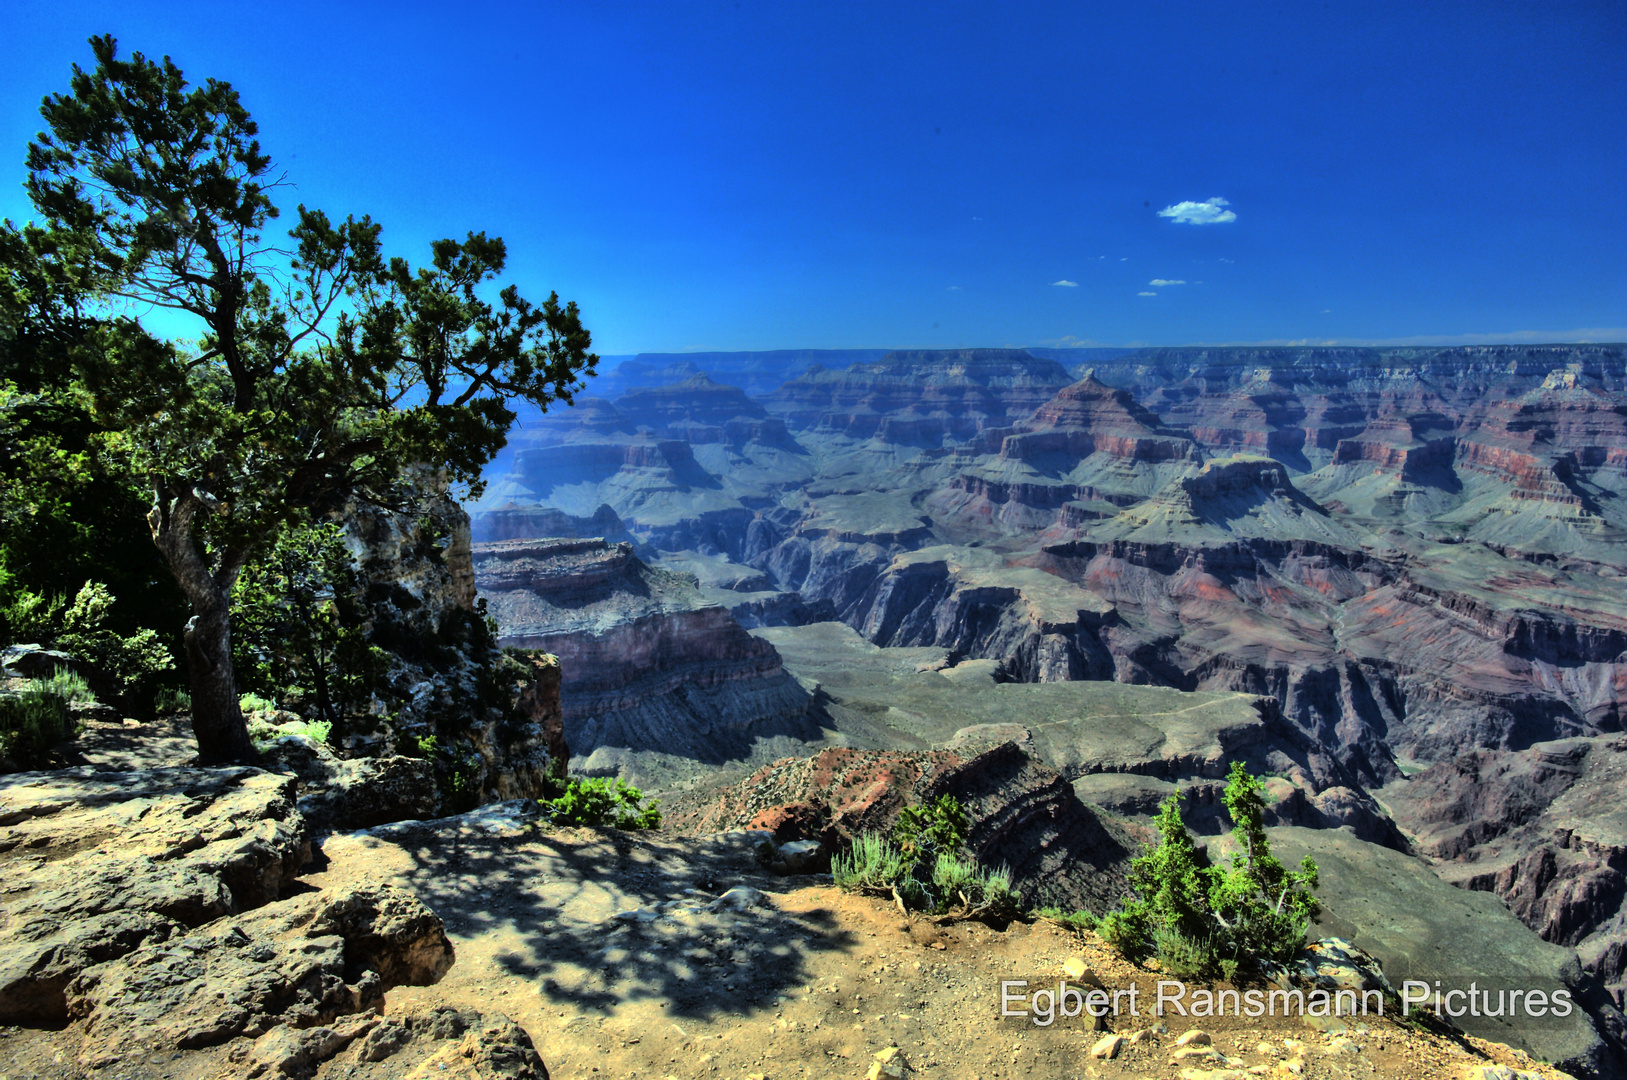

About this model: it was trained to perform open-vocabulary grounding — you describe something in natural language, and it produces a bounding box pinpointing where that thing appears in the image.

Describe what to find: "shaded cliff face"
[1383,735,1627,1008]
[760,348,1075,444]
[471,538,820,782]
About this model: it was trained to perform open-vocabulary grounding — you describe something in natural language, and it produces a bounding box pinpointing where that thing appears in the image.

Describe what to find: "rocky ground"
[0,785,1584,1080]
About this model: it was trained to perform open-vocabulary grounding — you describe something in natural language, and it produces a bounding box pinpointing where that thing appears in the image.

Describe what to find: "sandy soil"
[286,812,1571,1080]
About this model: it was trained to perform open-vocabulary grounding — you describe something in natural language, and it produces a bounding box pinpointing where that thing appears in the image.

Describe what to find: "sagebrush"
[832,794,1016,918]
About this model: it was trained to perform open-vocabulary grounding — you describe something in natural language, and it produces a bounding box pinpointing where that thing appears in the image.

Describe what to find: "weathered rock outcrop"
[761,348,1075,443]
[0,765,310,1022]
[474,538,817,772]
[1384,736,1627,1008]
[665,741,1134,913]
[333,489,564,808]
[66,883,452,1069]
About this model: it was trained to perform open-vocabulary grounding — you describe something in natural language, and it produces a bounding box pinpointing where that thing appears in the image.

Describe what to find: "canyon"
[471,342,1627,1071]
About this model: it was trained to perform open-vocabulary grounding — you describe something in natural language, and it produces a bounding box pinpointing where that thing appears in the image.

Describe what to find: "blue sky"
[2,1,1623,354]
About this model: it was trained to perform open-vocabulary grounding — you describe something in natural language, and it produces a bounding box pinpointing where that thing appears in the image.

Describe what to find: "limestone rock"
[63,883,451,1068]
[768,838,828,874]
[1090,1032,1124,1059]
[401,1015,548,1079]
[0,765,309,1022]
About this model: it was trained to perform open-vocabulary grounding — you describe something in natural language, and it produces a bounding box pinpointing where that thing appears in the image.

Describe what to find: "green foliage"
[1207,760,1321,965]
[0,683,72,765]
[541,776,662,830]
[1150,925,1217,978]
[890,793,968,859]
[232,522,389,730]
[833,833,916,895]
[152,687,190,714]
[1097,763,1320,975]
[0,581,171,695]
[239,693,277,714]
[6,35,598,761]
[246,712,331,751]
[0,589,64,645]
[1035,906,1098,932]
[413,734,439,758]
[38,666,94,703]
[56,581,172,686]
[833,795,1016,918]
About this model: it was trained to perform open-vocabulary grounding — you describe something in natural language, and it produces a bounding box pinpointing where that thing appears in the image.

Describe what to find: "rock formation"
[473,537,819,782]
[1383,735,1627,1007]
[666,740,1134,913]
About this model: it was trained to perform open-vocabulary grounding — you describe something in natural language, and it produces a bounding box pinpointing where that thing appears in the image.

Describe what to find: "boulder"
[64,883,452,1068]
[0,765,310,1022]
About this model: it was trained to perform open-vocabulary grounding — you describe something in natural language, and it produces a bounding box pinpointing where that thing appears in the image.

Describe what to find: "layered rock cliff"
[472,538,819,782]
[1383,735,1627,1008]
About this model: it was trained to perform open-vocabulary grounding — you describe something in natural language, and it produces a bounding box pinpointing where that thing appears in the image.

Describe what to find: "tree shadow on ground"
[364,814,858,1021]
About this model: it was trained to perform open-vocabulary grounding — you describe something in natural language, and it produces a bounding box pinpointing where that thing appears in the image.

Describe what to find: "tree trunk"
[184,601,255,763]
[148,492,256,764]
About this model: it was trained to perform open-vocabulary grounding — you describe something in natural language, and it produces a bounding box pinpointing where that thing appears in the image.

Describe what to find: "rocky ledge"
[665,740,1135,914]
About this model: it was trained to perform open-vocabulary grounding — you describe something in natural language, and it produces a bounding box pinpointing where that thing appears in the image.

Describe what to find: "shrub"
[0,685,71,765]
[892,794,968,858]
[1036,906,1098,932]
[231,523,389,730]
[1096,763,1320,975]
[833,795,1016,919]
[153,687,191,715]
[541,776,661,830]
[834,833,918,897]
[1,590,63,644]
[56,582,172,686]
[239,693,277,715]
[245,706,333,751]
[39,666,94,703]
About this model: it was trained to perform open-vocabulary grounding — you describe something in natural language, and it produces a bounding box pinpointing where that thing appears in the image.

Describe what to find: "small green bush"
[246,710,332,751]
[892,794,968,858]
[541,776,661,830]
[152,687,190,715]
[239,693,277,714]
[1095,763,1320,976]
[834,833,917,895]
[39,667,94,703]
[0,686,71,765]
[833,795,1016,918]
[56,582,172,686]
[1036,906,1098,932]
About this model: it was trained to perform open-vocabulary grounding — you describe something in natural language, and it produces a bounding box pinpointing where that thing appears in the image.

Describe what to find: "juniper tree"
[11,36,596,761]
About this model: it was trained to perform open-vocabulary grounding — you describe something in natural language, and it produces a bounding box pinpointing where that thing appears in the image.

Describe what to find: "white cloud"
[1120,257,1128,261]
[1039,334,1107,347]
[947,285,962,291]
[1052,279,1079,287]
[1157,197,1236,225]
[1218,258,1235,263]
[1138,291,1158,297]
[1148,279,1186,287]
[1321,309,1332,314]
